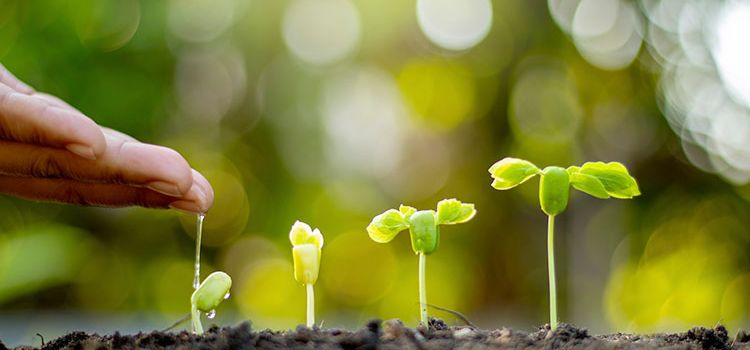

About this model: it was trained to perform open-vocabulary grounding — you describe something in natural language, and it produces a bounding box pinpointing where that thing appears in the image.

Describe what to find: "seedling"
[367,198,476,325]
[289,221,324,328]
[191,271,232,334]
[488,158,639,330]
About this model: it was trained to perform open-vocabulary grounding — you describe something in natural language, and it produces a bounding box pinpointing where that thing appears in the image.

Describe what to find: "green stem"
[547,215,558,331]
[418,252,427,325]
[306,283,315,327]
[191,304,204,334]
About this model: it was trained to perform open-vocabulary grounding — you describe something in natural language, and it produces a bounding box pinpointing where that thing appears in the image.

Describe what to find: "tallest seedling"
[488,158,639,330]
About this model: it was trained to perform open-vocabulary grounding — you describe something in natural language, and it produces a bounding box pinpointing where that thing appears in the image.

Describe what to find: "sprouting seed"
[289,220,324,328]
[190,271,232,334]
[488,158,639,330]
[367,198,476,325]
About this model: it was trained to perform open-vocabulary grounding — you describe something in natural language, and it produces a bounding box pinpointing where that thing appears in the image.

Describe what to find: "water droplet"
[207,309,216,319]
[223,292,231,300]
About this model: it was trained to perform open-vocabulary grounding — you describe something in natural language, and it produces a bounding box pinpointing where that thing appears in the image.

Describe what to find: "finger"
[0,82,106,159]
[33,92,82,113]
[0,175,210,212]
[191,169,214,209]
[102,126,138,142]
[0,138,194,197]
[0,63,35,94]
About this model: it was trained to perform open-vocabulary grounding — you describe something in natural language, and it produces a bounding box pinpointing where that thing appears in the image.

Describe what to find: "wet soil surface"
[3,318,750,350]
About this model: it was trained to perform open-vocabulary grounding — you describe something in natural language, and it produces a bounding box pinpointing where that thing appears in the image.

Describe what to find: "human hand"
[0,63,213,213]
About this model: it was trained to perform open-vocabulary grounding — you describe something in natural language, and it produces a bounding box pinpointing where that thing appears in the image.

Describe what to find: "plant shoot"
[191,271,232,334]
[289,220,324,328]
[488,158,639,330]
[367,198,476,325]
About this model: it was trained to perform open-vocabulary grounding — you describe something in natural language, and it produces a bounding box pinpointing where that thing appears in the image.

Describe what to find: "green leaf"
[488,157,540,190]
[436,198,476,225]
[399,205,417,220]
[367,209,409,243]
[568,172,610,199]
[576,161,640,199]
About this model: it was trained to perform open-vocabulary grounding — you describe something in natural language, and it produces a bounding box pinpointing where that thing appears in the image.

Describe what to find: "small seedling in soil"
[367,198,476,325]
[488,158,639,330]
[289,220,324,328]
[191,271,232,334]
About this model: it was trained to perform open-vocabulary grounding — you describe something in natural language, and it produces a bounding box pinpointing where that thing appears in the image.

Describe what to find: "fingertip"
[120,143,194,196]
[191,169,214,209]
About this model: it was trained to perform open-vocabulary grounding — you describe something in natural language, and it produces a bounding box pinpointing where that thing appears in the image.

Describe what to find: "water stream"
[193,213,205,290]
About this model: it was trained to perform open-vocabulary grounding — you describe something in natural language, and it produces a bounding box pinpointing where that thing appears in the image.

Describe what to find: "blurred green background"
[2,0,750,345]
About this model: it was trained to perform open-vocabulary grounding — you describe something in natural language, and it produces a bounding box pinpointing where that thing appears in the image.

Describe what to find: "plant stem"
[418,252,427,325]
[547,215,558,331]
[191,304,203,334]
[306,283,315,327]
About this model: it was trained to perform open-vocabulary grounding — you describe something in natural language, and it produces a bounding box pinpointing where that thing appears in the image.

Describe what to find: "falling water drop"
[207,309,216,319]
[193,213,206,289]
[224,292,231,300]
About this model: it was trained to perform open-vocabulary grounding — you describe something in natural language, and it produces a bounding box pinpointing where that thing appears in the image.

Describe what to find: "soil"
[3,318,750,350]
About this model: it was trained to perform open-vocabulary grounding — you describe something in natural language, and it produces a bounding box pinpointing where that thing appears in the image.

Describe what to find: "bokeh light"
[416,0,493,51]
[282,0,361,66]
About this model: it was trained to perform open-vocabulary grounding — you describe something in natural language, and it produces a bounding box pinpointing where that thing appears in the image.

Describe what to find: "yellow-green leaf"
[367,209,409,243]
[569,172,610,199]
[399,205,417,220]
[488,157,540,190]
[577,161,640,199]
[436,198,476,225]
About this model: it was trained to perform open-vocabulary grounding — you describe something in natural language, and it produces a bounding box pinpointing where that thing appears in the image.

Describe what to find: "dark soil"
[4,318,750,350]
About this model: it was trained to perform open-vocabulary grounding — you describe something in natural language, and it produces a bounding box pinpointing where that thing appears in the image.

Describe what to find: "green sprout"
[367,198,476,325]
[191,271,232,334]
[488,158,639,330]
[289,220,324,328]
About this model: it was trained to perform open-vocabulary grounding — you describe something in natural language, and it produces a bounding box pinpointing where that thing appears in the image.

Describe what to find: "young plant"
[367,198,476,325]
[488,158,639,330]
[289,220,324,328]
[191,271,232,334]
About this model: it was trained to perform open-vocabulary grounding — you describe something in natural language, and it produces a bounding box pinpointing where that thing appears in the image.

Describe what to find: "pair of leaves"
[366,198,476,245]
[488,157,640,200]
[289,221,324,249]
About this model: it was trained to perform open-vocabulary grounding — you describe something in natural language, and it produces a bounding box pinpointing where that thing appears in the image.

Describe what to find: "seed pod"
[408,210,439,255]
[539,166,570,216]
[293,244,321,284]
[191,271,232,312]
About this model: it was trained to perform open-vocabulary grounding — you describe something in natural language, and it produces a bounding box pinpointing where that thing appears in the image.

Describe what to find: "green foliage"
[367,198,476,255]
[436,198,477,225]
[366,209,410,244]
[488,157,640,215]
[488,158,541,190]
[568,162,640,199]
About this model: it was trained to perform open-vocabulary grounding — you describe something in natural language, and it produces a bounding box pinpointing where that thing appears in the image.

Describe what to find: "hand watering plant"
[367,198,476,325]
[191,271,232,334]
[289,220,324,328]
[488,158,639,330]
